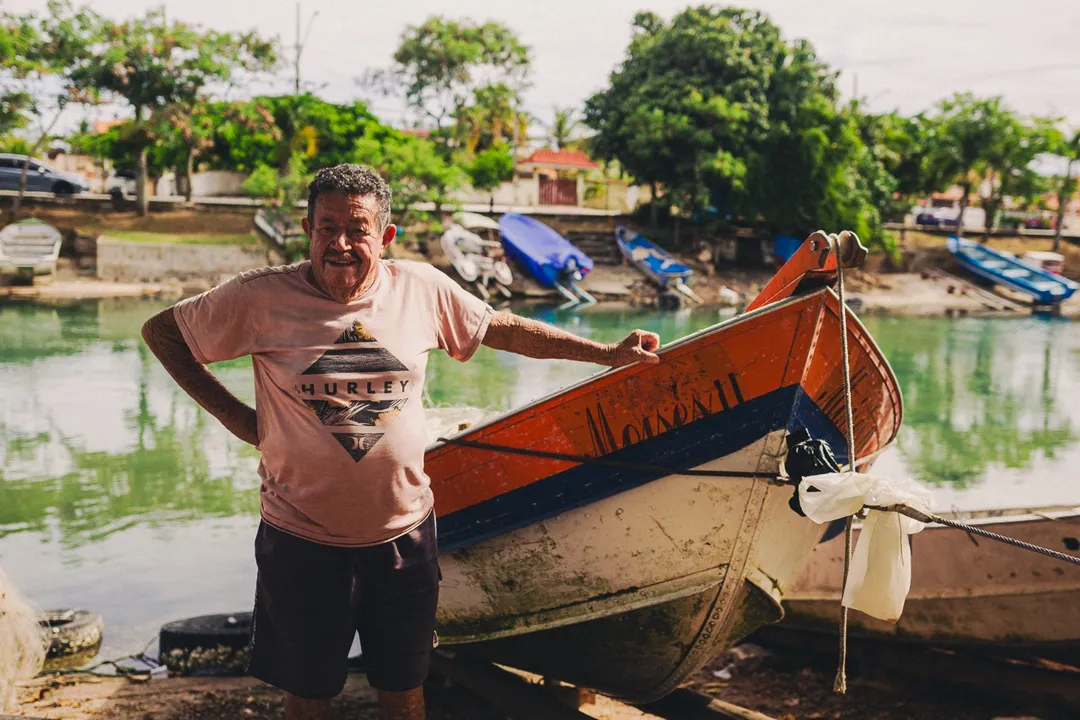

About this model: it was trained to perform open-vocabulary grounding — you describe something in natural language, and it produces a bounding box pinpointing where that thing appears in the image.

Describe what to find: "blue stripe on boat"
[439,385,846,552]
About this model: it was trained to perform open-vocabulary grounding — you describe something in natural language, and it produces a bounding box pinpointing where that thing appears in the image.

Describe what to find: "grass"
[104,230,261,247]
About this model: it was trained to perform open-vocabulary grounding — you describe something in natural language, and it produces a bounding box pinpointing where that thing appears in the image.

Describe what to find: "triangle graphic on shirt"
[331,432,385,463]
[302,347,408,375]
[335,321,376,344]
[304,398,407,427]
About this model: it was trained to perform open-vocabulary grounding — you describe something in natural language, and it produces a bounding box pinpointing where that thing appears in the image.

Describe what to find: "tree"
[70,8,276,215]
[978,115,1054,240]
[467,141,514,205]
[549,107,580,150]
[0,1,102,222]
[353,126,466,226]
[155,98,280,202]
[854,109,932,216]
[382,17,530,144]
[1049,127,1080,252]
[921,94,1019,237]
[585,7,886,247]
[454,83,525,154]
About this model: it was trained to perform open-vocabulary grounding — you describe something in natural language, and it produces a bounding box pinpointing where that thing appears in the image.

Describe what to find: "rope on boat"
[869,504,1080,568]
[833,231,860,695]
[434,437,776,479]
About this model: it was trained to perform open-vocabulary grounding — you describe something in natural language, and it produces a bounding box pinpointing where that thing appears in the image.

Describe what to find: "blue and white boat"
[615,226,701,305]
[498,214,595,305]
[947,235,1077,305]
[615,226,692,286]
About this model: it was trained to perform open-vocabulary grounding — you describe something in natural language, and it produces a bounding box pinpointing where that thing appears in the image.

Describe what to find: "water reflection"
[0,299,260,547]
[862,315,1080,494]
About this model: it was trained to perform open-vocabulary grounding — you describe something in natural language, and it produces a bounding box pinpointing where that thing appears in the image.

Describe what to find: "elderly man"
[142,164,660,720]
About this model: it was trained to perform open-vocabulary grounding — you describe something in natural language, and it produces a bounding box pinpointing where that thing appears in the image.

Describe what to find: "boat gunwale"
[426,287,904,458]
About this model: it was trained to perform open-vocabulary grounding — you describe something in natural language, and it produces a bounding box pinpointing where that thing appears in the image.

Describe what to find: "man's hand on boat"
[483,312,661,367]
[609,329,661,367]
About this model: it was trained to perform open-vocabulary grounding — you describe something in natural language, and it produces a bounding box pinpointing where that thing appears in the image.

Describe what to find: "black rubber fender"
[38,609,104,658]
[159,612,252,676]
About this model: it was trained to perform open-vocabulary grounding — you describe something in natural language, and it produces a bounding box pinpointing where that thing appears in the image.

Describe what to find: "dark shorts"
[247,512,440,698]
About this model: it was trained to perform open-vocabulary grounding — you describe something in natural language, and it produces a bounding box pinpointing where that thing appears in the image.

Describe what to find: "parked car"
[915,212,940,226]
[0,154,89,195]
[104,169,136,199]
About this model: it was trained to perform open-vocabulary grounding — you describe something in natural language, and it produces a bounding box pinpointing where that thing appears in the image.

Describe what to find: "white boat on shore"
[780,505,1080,664]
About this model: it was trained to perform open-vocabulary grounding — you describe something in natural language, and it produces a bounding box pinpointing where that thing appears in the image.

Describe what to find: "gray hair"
[307,164,392,229]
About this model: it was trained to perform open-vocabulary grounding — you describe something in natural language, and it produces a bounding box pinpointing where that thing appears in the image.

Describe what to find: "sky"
[6,0,1080,131]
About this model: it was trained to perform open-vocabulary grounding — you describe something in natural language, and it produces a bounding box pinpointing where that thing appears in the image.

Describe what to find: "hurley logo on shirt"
[294,321,410,462]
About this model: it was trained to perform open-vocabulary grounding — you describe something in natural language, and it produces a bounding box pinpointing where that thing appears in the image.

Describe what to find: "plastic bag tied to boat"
[798,472,933,623]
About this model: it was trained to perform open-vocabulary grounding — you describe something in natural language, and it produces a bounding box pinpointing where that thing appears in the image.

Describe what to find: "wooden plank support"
[638,688,778,720]
[428,651,596,720]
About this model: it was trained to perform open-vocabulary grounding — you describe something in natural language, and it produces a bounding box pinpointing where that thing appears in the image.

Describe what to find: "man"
[142,164,660,720]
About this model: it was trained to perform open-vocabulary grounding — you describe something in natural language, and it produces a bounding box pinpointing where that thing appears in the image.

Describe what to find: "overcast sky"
[6,0,1080,129]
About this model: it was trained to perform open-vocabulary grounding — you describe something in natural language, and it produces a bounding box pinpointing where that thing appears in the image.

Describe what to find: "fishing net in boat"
[0,565,46,710]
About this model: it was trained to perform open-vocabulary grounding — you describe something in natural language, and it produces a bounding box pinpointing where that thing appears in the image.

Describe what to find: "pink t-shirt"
[173,259,493,546]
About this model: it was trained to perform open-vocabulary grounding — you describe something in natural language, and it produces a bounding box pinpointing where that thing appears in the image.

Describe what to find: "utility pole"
[294,2,319,95]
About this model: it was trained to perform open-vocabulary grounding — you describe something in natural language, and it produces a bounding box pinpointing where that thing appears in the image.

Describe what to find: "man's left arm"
[482,310,660,368]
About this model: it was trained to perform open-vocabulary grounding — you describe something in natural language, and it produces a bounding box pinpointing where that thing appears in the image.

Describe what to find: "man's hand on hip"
[141,307,259,447]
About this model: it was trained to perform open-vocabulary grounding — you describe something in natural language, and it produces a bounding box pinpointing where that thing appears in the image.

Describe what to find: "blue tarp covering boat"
[947,235,1078,305]
[615,226,692,287]
[498,214,593,288]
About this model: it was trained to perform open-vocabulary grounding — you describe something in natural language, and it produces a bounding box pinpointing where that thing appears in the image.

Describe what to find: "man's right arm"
[141,307,259,447]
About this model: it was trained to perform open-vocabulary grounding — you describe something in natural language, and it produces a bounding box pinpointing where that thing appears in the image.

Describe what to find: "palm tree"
[550,107,579,150]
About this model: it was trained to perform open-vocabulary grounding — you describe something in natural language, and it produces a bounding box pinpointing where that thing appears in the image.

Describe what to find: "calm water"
[1,298,1079,658]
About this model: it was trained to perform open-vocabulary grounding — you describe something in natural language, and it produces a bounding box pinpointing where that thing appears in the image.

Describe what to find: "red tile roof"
[398,127,432,139]
[521,148,598,169]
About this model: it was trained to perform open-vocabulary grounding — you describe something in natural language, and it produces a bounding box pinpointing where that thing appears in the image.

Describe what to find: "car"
[0,153,89,195]
[915,212,940,226]
[104,169,137,199]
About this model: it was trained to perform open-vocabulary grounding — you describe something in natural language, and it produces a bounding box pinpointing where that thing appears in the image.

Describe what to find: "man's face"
[303,191,396,303]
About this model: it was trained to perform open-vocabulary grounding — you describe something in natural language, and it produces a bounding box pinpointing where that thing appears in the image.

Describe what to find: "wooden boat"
[778,506,1080,664]
[947,235,1077,305]
[427,232,903,702]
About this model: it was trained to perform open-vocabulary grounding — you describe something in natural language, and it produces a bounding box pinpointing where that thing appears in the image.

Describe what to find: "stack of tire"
[38,609,104,671]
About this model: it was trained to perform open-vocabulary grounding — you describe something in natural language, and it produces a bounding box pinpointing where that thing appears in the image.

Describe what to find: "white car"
[104,170,136,199]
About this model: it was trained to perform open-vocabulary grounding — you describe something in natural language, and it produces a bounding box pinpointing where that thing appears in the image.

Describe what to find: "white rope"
[833,232,859,695]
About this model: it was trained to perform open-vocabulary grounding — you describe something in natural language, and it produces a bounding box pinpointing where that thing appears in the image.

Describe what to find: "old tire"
[159,612,251,676]
[38,609,104,659]
[51,181,77,196]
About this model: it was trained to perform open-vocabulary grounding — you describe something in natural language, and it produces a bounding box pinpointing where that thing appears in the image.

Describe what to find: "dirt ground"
[14,640,1056,720]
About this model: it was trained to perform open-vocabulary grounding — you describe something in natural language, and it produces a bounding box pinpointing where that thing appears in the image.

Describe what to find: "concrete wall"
[96,238,270,284]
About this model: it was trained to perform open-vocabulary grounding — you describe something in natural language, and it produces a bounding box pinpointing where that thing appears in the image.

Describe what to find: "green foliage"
[241,163,280,199]
[353,126,466,225]
[585,6,887,247]
[67,6,277,212]
[454,82,524,153]
[389,16,530,133]
[0,134,32,154]
[217,95,379,173]
[550,107,580,150]
[467,141,514,192]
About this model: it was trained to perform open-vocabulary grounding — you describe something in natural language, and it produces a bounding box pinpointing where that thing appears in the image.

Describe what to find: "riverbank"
[2,215,1077,318]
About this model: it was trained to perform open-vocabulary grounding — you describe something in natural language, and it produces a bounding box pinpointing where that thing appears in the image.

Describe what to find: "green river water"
[1,297,1078,658]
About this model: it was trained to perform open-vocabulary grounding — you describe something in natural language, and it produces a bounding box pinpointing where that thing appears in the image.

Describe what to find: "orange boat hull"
[427,288,902,700]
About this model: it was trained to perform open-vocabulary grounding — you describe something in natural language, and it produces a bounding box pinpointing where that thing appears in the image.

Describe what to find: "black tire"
[159,612,252,676]
[52,181,76,196]
[38,609,104,658]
